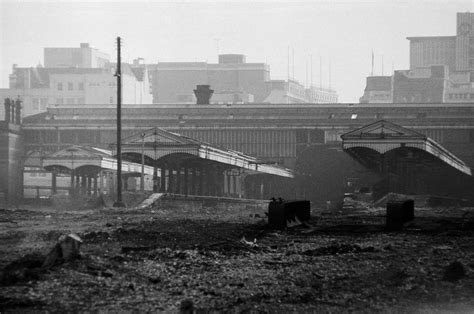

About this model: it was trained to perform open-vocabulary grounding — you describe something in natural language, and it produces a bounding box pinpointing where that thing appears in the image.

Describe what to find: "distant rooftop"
[406,36,456,41]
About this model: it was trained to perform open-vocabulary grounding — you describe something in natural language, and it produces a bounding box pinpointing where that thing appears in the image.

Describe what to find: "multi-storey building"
[44,43,110,68]
[359,76,393,103]
[150,54,271,104]
[407,36,456,72]
[149,54,338,104]
[455,12,474,71]
[2,58,152,118]
[392,65,448,103]
[361,12,474,104]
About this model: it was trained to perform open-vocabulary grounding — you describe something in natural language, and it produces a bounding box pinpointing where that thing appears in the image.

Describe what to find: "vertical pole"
[199,165,207,196]
[93,174,98,196]
[184,166,188,196]
[114,36,125,207]
[99,170,104,195]
[160,164,166,193]
[51,171,57,195]
[153,162,158,192]
[190,167,196,195]
[140,133,145,191]
[175,164,180,194]
[168,166,174,193]
[87,176,92,196]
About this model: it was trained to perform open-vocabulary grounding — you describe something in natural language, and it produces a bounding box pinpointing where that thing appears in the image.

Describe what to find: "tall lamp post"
[113,36,125,207]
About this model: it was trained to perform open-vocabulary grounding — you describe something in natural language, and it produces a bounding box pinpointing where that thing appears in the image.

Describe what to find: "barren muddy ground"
[1,203,474,313]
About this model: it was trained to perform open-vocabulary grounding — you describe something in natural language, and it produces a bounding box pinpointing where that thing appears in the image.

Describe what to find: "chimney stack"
[193,85,214,105]
[15,98,22,124]
[4,98,11,122]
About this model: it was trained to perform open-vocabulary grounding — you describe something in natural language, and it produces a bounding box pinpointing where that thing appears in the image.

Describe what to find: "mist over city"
[1,1,474,312]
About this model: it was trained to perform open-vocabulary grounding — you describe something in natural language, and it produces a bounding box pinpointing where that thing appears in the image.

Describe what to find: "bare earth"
[1,203,474,313]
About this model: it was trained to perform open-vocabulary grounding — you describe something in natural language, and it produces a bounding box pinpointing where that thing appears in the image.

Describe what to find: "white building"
[263,79,338,104]
[3,63,152,118]
[44,43,110,68]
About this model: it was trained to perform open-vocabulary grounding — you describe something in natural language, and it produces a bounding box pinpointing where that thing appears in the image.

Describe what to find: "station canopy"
[42,128,294,178]
[112,127,294,178]
[341,120,472,176]
[42,145,155,175]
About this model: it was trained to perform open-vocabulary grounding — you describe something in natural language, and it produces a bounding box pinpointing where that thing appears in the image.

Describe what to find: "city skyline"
[1,0,472,102]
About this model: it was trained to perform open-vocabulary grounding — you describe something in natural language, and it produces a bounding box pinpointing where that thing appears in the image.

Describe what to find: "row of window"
[447,93,474,100]
[55,98,85,105]
[33,97,113,110]
[56,82,117,91]
[57,82,84,91]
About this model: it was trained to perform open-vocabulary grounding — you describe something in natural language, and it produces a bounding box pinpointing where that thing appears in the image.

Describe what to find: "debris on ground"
[42,234,83,268]
[1,205,474,312]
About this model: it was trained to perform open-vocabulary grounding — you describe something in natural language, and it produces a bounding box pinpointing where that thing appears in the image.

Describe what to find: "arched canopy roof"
[113,127,294,178]
[341,120,472,176]
[42,145,155,175]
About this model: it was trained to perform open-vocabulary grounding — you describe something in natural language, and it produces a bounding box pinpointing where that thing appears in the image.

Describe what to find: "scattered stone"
[240,236,258,248]
[42,234,83,269]
[443,261,466,282]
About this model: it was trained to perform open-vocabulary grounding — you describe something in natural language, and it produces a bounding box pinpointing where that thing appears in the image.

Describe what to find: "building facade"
[149,54,338,104]
[13,102,474,206]
[150,54,271,104]
[44,43,110,68]
[456,12,474,72]
[3,63,152,118]
[361,12,474,104]
[407,36,456,72]
[392,66,448,103]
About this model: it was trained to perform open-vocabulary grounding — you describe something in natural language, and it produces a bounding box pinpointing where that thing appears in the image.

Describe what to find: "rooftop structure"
[44,43,110,68]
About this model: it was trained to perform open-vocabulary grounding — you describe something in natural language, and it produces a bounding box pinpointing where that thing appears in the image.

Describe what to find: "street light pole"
[114,36,125,208]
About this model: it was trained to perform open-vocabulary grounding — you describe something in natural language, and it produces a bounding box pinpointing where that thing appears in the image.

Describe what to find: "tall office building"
[456,12,474,71]
[361,12,474,104]
[407,36,456,71]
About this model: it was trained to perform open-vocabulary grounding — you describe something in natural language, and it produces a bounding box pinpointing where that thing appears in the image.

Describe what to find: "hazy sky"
[0,0,472,102]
